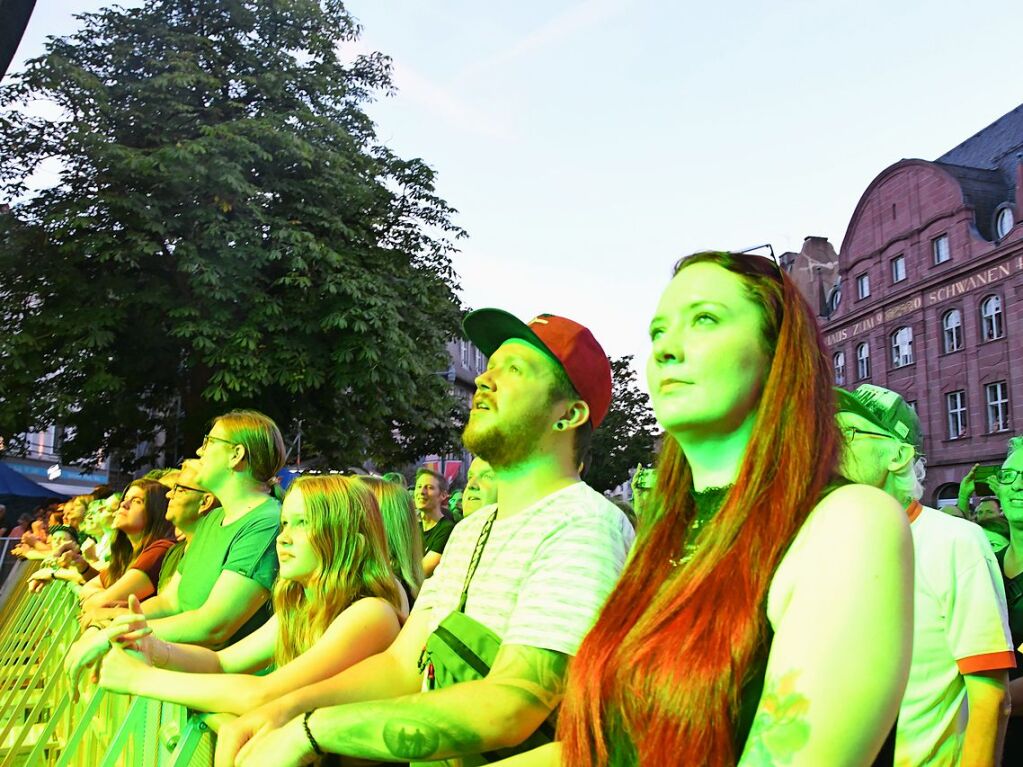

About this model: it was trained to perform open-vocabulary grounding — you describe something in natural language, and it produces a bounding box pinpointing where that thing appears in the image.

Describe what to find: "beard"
[462,403,551,470]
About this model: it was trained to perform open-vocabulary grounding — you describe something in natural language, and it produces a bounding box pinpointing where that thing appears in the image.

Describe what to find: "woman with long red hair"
[497,251,914,766]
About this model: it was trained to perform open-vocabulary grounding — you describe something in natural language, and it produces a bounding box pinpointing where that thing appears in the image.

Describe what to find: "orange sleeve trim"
[957,651,1018,674]
[906,500,923,523]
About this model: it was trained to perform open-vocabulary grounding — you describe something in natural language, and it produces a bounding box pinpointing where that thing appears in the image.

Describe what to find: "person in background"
[461,456,498,518]
[358,475,424,614]
[415,467,455,577]
[836,384,1012,767]
[984,437,1023,762]
[629,465,656,519]
[89,475,403,719]
[135,409,285,648]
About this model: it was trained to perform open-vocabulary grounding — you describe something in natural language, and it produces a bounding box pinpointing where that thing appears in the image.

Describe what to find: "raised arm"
[737,484,914,767]
[147,570,270,647]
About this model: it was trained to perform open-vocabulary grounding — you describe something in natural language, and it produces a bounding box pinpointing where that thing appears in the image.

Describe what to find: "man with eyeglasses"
[156,460,220,592]
[986,438,1023,761]
[837,384,1014,767]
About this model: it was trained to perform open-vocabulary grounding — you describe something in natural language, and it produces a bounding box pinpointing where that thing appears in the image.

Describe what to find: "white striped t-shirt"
[412,481,635,655]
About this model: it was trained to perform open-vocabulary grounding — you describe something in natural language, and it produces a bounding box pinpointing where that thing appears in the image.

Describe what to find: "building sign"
[825,256,1021,346]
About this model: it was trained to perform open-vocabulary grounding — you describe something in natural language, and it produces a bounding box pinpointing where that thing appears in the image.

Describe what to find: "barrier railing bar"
[99,694,146,767]
[54,688,105,767]
[19,688,69,767]
[170,715,210,767]
[0,580,65,721]
[0,587,78,762]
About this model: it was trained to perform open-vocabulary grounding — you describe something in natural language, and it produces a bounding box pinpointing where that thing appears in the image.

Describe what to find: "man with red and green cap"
[217,309,635,767]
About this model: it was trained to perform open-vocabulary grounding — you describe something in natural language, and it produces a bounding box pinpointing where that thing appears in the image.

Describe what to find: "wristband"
[303,710,324,756]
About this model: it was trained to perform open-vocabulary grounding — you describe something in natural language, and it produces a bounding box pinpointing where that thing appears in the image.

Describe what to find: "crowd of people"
[6,249,1023,766]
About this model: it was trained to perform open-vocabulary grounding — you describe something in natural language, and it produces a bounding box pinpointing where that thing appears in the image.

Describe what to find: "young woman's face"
[114,486,148,535]
[647,262,772,438]
[277,491,318,585]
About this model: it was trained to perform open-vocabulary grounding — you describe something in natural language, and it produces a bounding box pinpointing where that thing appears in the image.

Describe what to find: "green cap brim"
[462,308,559,363]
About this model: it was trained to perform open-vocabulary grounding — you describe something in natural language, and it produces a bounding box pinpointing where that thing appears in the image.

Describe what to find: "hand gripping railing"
[0,565,216,766]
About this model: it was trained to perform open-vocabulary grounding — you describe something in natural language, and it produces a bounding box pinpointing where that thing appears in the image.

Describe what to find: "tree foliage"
[585,355,659,494]
[0,0,467,470]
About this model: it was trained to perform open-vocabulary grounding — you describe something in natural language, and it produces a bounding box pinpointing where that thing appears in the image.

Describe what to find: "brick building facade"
[805,104,1023,506]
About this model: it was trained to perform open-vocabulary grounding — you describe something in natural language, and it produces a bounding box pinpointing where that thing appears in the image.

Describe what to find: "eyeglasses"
[170,483,204,497]
[201,434,236,451]
[840,426,896,442]
[735,243,784,275]
[996,469,1023,485]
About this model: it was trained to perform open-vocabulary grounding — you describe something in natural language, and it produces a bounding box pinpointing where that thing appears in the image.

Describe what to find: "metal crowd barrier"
[0,563,216,766]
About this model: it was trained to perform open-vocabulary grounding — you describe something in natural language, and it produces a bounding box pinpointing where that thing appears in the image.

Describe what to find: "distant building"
[420,337,487,487]
[810,103,1023,507]
[1,426,111,497]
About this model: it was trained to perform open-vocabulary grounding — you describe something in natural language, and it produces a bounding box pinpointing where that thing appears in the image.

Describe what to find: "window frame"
[856,273,871,300]
[856,342,871,380]
[932,234,951,265]
[890,254,906,283]
[941,308,963,353]
[945,390,967,439]
[890,326,914,368]
[833,351,846,386]
[980,294,1005,341]
[985,380,1010,433]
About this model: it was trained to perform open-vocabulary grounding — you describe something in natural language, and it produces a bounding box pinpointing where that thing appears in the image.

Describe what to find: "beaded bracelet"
[303,710,324,756]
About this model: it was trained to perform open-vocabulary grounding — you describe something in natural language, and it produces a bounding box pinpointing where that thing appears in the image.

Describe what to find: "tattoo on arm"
[381,718,482,760]
[487,644,569,712]
[741,670,811,765]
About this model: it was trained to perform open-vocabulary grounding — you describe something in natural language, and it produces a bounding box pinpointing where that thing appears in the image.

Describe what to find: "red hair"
[558,252,840,765]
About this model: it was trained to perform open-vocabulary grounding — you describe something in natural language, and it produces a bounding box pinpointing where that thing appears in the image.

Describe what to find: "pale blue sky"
[11,0,1023,370]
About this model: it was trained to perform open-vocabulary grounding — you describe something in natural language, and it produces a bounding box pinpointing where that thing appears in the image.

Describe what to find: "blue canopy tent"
[0,462,67,522]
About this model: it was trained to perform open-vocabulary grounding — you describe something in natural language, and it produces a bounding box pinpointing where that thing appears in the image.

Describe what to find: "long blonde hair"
[359,476,425,599]
[272,475,400,666]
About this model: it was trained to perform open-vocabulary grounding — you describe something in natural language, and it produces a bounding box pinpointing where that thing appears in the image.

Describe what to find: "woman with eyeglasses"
[90,475,403,720]
[986,440,1023,761]
[495,251,913,767]
[132,409,286,648]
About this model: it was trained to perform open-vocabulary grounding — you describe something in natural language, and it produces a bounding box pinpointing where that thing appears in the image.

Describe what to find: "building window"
[833,351,846,386]
[891,254,906,283]
[932,234,950,264]
[942,309,963,353]
[946,390,967,439]
[475,349,485,372]
[856,273,870,299]
[460,340,470,367]
[986,381,1010,433]
[856,342,871,380]
[890,326,913,368]
[981,295,1004,341]
[996,206,1015,239]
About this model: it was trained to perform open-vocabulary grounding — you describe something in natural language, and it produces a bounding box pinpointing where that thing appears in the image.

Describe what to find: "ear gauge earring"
[555,421,566,431]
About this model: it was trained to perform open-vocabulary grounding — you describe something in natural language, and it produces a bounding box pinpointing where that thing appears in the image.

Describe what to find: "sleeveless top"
[725,477,896,765]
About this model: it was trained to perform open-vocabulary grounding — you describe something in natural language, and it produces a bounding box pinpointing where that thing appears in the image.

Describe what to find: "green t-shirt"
[157,540,187,594]
[176,498,281,647]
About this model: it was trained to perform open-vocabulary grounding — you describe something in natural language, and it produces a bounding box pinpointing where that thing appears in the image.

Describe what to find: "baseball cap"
[462,309,613,428]
[835,384,923,453]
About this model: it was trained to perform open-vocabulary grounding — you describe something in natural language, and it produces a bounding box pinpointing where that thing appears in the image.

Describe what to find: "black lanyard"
[456,508,499,613]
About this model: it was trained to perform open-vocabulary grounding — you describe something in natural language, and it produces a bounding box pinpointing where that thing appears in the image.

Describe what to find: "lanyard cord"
[457,508,499,613]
